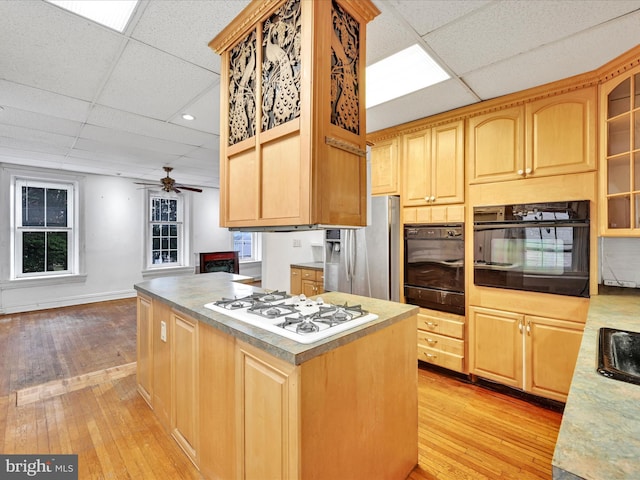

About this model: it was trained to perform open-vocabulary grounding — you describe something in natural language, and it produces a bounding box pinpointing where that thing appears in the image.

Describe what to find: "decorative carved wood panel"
[331,0,360,135]
[228,30,257,145]
[261,0,301,132]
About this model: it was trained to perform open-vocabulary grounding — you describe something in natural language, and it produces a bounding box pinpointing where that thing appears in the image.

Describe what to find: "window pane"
[151,198,160,221]
[152,238,160,250]
[168,200,177,221]
[169,225,177,236]
[22,231,45,273]
[152,224,160,236]
[170,237,177,249]
[46,188,68,227]
[161,238,168,249]
[47,232,68,271]
[169,250,177,263]
[22,187,45,226]
[161,224,169,236]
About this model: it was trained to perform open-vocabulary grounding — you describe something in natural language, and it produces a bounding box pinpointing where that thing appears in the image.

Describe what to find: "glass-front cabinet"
[601,64,640,235]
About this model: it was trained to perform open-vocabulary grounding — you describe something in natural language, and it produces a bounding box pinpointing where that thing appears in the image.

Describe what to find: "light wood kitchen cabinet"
[469,306,584,402]
[209,0,379,229]
[403,204,464,224]
[171,311,199,466]
[468,87,596,184]
[136,294,153,407]
[371,137,400,195]
[599,63,640,235]
[402,120,464,207]
[290,266,324,296]
[416,307,465,373]
[236,341,299,479]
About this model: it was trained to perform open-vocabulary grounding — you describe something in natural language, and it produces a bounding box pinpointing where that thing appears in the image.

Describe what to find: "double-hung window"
[14,178,76,277]
[148,193,184,267]
[233,231,261,262]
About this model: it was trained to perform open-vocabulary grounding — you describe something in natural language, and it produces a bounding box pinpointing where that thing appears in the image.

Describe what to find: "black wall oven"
[473,200,590,298]
[404,224,465,315]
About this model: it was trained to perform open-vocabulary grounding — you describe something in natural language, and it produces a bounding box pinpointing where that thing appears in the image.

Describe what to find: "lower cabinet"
[468,306,584,402]
[171,311,199,466]
[416,307,466,373]
[236,341,299,479]
[136,294,153,406]
[290,266,324,296]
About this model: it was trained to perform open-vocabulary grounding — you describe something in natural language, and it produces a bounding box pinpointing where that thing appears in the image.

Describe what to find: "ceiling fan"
[135,166,203,193]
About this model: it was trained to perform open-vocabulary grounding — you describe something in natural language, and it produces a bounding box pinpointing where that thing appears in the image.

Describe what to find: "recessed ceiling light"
[182,114,195,121]
[46,0,138,32]
[366,44,450,108]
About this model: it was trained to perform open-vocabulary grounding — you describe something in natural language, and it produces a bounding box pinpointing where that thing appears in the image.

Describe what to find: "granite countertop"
[553,294,640,480]
[290,261,324,270]
[134,272,417,365]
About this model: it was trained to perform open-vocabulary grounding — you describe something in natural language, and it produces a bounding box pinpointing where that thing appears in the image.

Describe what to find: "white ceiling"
[0,0,639,189]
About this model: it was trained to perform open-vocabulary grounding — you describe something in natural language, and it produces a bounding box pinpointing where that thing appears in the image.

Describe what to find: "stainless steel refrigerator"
[324,195,400,301]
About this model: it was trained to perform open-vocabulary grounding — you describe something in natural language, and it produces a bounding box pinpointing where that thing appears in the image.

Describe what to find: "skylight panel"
[366,44,450,108]
[46,0,138,32]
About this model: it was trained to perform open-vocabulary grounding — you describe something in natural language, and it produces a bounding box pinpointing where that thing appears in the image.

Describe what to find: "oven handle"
[474,221,588,231]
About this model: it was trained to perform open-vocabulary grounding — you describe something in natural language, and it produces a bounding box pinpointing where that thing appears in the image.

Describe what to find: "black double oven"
[403,200,591,315]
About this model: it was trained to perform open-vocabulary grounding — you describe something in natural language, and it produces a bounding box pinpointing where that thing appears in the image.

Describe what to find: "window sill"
[142,266,194,278]
[2,273,88,290]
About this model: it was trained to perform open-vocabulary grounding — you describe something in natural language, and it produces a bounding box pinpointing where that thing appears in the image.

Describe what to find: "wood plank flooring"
[0,300,562,479]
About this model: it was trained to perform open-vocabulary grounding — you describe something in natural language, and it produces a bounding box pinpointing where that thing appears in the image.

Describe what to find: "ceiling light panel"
[366,44,450,108]
[46,0,138,32]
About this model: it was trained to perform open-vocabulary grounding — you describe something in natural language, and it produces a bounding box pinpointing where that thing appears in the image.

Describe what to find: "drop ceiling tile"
[366,79,479,133]
[80,124,195,156]
[424,0,640,76]
[169,84,221,135]
[87,105,215,146]
[367,2,418,65]
[0,80,91,123]
[183,146,219,162]
[97,41,217,120]
[464,11,640,100]
[385,0,490,36]
[0,107,83,138]
[131,0,250,73]
[72,138,180,164]
[0,124,76,149]
[0,1,124,101]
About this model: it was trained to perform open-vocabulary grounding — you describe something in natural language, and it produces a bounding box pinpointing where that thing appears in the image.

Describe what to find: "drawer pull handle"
[425,321,438,328]
[426,339,438,345]
[424,353,437,359]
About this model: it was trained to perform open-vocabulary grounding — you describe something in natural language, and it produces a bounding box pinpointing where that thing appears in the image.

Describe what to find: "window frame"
[12,176,79,279]
[144,189,192,271]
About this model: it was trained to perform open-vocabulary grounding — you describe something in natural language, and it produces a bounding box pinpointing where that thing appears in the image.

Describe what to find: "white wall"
[261,231,325,291]
[0,164,234,314]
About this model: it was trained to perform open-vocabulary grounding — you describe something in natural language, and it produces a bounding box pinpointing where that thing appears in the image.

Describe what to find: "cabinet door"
[290,267,302,295]
[600,66,640,236]
[467,106,525,184]
[136,295,153,406]
[431,120,464,204]
[469,307,523,387]
[525,316,584,402]
[236,341,298,480]
[402,128,431,206]
[371,137,399,195]
[302,279,317,297]
[526,87,596,178]
[172,312,199,465]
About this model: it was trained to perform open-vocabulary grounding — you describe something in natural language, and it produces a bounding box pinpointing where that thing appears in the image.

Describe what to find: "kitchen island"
[134,272,419,480]
[552,292,640,479]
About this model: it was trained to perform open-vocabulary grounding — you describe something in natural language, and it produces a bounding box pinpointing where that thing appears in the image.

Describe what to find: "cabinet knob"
[424,353,437,359]
[425,321,438,328]
[430,196,436,202]
[426,338,438,345]
[525,168,532,174]
[517,169,524,176]
[424,196,430,203]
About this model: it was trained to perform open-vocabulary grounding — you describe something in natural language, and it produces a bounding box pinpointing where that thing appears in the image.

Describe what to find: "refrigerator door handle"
[344,230,351,282]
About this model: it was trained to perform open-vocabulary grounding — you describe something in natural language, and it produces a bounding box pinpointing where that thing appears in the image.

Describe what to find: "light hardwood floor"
[0,300,562,479]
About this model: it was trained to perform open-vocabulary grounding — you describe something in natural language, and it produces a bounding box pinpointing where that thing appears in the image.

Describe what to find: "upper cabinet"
[468,87,597,184]
[210,0,379,229]
[402,120,464,207]
[600,63,640,235]
[370,137,399,196]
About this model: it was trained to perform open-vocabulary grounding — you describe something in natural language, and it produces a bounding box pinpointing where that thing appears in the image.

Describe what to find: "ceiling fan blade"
[175,185,203,192]
[173,187,181,193]
[134,182,161,186]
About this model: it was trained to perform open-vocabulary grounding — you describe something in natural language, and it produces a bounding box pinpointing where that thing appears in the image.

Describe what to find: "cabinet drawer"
[418,345,464,372]
[300,268,322,282]
[416,312,464,339]
[417,331,464,356]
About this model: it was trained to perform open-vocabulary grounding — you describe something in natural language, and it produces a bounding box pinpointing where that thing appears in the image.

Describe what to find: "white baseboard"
[0,289,137,315]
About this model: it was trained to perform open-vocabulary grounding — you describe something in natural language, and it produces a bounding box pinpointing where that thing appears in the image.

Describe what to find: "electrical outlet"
[293,239,302,247]
[160,320,167,342]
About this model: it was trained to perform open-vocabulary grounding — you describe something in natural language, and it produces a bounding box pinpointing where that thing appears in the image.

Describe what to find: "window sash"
[148,194,184,268]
